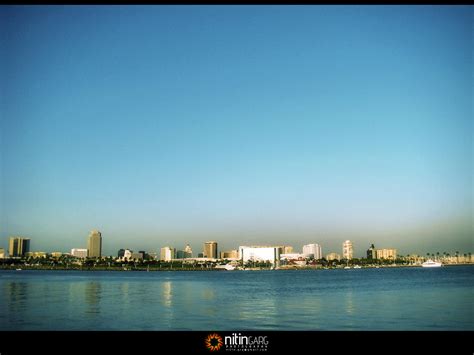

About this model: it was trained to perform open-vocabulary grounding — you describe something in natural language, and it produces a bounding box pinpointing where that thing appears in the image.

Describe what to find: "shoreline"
[1,263,472,272]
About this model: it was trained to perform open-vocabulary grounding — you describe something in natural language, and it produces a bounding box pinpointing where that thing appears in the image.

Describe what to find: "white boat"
[344,266,351,269]
[353,265,362,269]
[422,259,442,268]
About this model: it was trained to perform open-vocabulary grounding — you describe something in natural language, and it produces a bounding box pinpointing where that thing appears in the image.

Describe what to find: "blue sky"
[1,5,472,257]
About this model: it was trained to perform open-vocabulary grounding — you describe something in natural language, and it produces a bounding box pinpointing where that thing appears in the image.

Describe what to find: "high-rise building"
[87,230,102,258]
[8,237,30,257]
[71,248,88,258]
[375,248,397,260]
[0,248,5,258]
[160,247,176,261]
[367,244,376,260]
[184,244,193,258]
[302,244,322,260]
[342,240,353,260]
[204,241,218,259]
[177,244,193,259]
[118,249,125,258]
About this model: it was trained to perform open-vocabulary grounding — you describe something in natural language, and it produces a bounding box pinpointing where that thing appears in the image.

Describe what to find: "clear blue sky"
[1,5,472,257]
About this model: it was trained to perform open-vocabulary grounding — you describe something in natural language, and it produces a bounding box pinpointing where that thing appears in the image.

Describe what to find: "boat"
[422,259,442,268]
[344,266,351,269]
[15,268,22,271]
[353,265,362,269]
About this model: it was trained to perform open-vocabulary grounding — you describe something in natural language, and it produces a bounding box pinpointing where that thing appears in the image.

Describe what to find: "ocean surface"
[0,266,473,330]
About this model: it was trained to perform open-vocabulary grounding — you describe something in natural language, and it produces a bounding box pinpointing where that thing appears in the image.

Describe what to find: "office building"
[367,244,376,260]
[0,248,5,258]
[87,230,102,258]
[71,248,88,258]
[375,248,397,260]
[118,249,125,258]
[204,241,218,259]
[8,237,30,257]
[177,244,193,259]
[160,247,176,261]
[303,244,322,260]
[342,240,353,260]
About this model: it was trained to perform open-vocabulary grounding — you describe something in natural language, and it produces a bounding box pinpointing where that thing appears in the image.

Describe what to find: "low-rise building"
[326,252,341,261]
[375,248,397,260]
[71,248,88,258]
[239,246,281,265]
[220,250,239,259]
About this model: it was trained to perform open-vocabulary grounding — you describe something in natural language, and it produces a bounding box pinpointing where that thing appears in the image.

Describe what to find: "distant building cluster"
[1,233,472,268]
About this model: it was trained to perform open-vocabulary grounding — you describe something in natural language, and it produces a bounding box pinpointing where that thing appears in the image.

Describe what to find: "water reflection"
[85,282,101,315]
[345,290,354,315]
[5,281,29,312]
[162,281,172,308]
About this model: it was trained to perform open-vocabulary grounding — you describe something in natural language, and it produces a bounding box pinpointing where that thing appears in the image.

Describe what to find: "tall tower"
[184,244,193,258]
[303,243,322,260]
[342,240,353,260]
[203,241,218,259]
[87,230,102,258]
[8,237,30,257]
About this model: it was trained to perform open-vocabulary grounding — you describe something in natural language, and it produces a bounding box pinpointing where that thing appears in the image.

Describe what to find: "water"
[0,266,472,330]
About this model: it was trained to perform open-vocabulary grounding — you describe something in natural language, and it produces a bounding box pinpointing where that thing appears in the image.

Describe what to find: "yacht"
[422,259,442,268]
[353,265,362,269]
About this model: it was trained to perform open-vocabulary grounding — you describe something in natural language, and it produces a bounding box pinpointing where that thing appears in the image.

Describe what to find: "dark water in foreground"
[0,266,472,330]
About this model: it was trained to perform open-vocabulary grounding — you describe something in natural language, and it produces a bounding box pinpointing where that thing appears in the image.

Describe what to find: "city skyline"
[1,6,472,257]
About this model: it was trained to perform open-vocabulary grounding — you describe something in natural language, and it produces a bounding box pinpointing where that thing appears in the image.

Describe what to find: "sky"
[0,5,472,257]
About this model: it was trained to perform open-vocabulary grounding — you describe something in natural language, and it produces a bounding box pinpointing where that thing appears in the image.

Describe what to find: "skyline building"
[204,241,218,259]
[177,244,193,259]
[342,240,353,260]
[87,230,102,258]
[160,246,176,261]
[303,243,322,260]
[71,248,88,258]
[367,244,376,260]
[220,250,239,259]
[8,237,30,257]
[0,248,5,258]
[239,246,280,266]
[375,248,397,260]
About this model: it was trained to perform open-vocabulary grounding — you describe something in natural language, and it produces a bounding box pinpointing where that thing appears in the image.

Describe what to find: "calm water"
[0,266,473,330]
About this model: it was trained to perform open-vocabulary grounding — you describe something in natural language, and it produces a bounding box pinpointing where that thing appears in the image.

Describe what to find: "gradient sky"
[1,5,472,257]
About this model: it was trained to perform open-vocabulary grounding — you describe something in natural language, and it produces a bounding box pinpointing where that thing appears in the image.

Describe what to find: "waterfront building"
[0,248,5,258]
[25,251,47,258]
[198,253,204,258]
[342,240,353,260]
[51,252,62,258]
[123,249,133,259]
[177,244,193,259]
[326,252,341,261]
[87,230,102,258]
[375,248,397,260]
[302,244,322,260]
[71,248,88,258]
[160,247,176,261]
[367,244,376,260]
[8,237,30,257]
[130,252,144,260]
[239,246,280,266]
[204,241,218,259]
[280,253,309,260]
[118,249,125,258]
[220,250,239,259]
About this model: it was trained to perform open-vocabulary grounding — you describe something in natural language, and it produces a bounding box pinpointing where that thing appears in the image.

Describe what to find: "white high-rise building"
[342,240,353,260]
[302,244,322,260]
[160,247,176,261]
